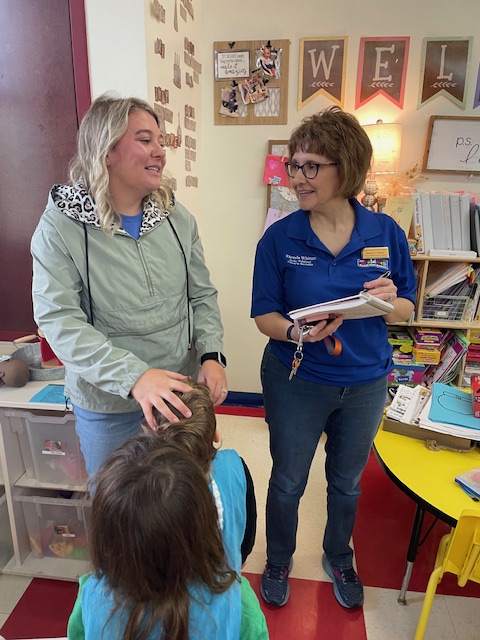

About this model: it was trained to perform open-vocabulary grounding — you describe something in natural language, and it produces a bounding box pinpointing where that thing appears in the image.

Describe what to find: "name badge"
[362,247,390,259]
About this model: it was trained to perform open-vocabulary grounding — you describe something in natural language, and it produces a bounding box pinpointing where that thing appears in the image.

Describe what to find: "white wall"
[84,0,148,100]
[85,0,480,393]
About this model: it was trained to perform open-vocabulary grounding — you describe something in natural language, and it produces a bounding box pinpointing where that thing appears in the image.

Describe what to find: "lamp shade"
[363,120,402,174]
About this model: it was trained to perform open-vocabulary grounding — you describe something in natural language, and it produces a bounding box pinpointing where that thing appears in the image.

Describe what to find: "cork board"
[213,39,290,125]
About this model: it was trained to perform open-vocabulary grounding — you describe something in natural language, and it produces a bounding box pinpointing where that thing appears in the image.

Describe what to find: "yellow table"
[373,424,480,603]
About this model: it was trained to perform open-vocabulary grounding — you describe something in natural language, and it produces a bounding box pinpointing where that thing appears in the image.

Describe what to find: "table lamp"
[362,119,402,211]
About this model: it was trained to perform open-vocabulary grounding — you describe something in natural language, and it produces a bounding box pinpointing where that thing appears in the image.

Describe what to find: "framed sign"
[214,49,250,80]
[422,115,480,175]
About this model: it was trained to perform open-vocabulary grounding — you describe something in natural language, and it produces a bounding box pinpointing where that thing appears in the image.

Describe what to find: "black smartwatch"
[200,352,227,368]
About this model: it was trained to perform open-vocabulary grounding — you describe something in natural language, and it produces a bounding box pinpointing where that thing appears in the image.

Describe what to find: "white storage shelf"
[0,379,90,581]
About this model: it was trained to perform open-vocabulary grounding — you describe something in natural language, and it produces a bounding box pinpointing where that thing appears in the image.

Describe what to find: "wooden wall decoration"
[213,39,290,125]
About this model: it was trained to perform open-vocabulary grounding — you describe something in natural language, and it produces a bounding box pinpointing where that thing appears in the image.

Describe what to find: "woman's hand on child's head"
[131,369,193,430]
[198,360,228,406]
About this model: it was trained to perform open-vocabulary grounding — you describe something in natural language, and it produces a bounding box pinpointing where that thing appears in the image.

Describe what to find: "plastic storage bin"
[15,488,91,561]
[0,490,13,569]
[9,410,87,486]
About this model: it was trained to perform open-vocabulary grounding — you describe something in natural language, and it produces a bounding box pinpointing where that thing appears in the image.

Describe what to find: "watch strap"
[200,352,227,367]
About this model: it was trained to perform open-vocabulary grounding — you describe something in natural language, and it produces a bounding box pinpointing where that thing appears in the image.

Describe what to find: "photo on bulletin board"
[214,39,290,126]
[266,140,299,214]
[422,115,480,175]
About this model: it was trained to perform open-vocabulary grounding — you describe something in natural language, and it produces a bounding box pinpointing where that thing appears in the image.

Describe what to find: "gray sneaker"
[322,553,364,608]
[260,558,293,606]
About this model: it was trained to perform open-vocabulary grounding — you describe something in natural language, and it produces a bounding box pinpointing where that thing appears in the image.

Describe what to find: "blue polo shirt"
[251,199,416,386]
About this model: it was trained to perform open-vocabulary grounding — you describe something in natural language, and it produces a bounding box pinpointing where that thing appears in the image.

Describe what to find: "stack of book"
[422,331,469,387]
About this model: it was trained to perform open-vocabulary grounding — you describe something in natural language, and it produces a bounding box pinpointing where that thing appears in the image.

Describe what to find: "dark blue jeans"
[261,344,386,569]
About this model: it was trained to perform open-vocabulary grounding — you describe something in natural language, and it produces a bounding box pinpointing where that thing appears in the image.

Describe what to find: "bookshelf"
[410,255,480,330]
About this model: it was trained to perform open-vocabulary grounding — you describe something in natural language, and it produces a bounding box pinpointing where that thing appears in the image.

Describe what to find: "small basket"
[11,343,65,381]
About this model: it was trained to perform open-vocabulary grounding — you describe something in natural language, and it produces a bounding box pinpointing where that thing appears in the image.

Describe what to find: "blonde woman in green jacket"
[31,93,228,476]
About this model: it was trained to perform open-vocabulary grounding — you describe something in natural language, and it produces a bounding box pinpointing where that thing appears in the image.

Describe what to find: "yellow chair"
[414,508,480,640]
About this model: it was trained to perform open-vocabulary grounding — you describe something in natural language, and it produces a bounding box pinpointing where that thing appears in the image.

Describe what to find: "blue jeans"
[261,344,386,568]
[73,405,144,478]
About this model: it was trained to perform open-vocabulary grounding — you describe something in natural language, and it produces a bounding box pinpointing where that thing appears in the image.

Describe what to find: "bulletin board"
[422,115,480,175]
[266,140,298,213]
[213,39,290,126]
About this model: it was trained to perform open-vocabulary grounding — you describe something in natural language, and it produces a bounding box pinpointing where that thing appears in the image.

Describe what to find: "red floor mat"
[0,578,77,639]
[354,451,480,597]
[244,572,367,640]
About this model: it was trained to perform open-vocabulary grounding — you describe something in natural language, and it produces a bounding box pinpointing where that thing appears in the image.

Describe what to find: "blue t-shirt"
[120,211,143,239]
[72,450,246,640]
[251,199,416,386]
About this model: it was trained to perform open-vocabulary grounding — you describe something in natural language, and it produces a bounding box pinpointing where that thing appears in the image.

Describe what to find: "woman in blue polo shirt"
[251,107,416,610]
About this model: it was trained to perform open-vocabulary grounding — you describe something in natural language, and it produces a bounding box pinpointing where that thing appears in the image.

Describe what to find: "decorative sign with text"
[422,116,480,174]
[418,37,472,109]
[355,37,409,109]
[214,50,250,80]
[298,37,347,109]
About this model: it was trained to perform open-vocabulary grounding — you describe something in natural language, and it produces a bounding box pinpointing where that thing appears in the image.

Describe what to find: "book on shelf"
[455,467,480,499]
[427,249,477,258]
[424,262,472,298]
[288,291,393,323]
[423,331,469,387]
[382,196,414,237]
[430,192,448,250]
[413,192,474,253]
[420,193,435,252]
[458,193,471,251]
[441,194,454,250]
[411,193,424,253]
[471,203,480,255]
[449,194,463,251]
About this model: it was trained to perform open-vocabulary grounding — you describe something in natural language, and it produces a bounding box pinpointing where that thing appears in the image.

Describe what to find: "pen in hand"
[362,270,392,293]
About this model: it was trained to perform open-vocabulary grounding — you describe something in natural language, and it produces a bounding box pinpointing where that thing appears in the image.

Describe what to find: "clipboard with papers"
[288,291,393,324]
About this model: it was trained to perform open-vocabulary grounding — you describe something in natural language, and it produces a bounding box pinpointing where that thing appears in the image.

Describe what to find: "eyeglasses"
[284,161,338,179]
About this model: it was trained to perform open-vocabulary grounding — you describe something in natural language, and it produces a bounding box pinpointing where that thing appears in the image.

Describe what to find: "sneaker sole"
[322,554,364,609]
[260,558,293,607]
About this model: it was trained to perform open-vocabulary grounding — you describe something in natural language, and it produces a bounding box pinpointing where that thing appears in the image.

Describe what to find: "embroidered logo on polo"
[357,258,389,270]
[286,254,317,267]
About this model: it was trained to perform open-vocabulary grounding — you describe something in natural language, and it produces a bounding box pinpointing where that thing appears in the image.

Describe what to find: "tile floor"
[0,413,479,639]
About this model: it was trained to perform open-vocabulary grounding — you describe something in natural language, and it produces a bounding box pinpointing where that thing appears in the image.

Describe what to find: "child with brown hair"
[68,437,240,639]
[67,382,267,639]
[149,379,257,567]
[147,380,265,639]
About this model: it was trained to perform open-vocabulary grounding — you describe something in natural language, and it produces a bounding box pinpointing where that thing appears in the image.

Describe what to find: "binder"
[460,194,471,251]
[420,193,434,251]
[449,194,463,251]
[441,194,453,250]
[430,193,446,250]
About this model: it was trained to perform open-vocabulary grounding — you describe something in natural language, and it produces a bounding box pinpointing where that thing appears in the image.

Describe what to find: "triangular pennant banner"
[418,37,472,109]
[356,37,410,109]
[298,37,347,109]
